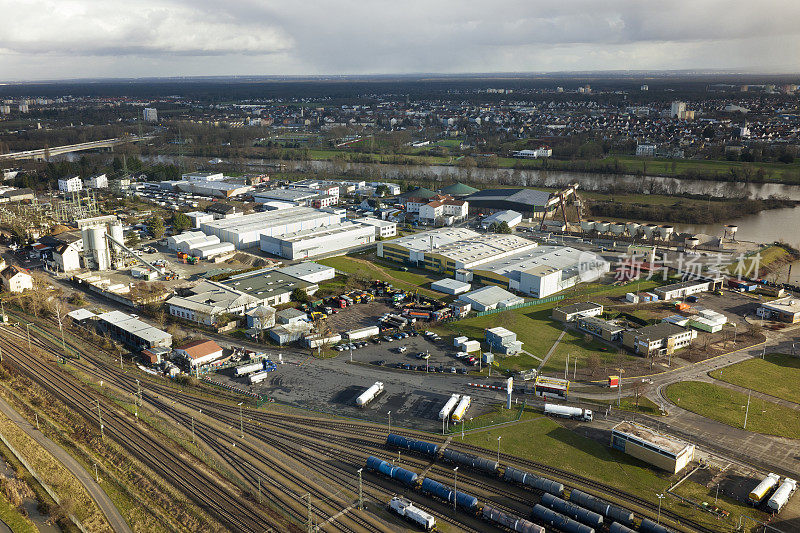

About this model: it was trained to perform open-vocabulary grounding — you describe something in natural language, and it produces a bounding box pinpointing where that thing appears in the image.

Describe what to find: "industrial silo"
[595,221,610,234]
[580,220,596,233]
[610,222,626,236]
[641,224,658,239]
[659,225,675,241]
[625,222,641,237]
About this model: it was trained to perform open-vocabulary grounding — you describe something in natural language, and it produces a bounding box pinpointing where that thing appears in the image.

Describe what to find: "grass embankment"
[0,407,112,532]
[726,244,793,277]
[710,354,800,405]
[665,381,800,439]
[462,413,764,531]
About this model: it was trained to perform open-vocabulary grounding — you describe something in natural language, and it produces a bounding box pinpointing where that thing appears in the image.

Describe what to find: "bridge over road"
[0,135,153,162]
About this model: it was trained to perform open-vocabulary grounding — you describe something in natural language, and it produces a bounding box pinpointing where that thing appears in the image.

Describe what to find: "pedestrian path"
[0,396,132,533]
[537,329,566,372]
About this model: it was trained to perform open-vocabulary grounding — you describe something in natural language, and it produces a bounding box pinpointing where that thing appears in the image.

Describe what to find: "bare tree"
[49,296,69,359]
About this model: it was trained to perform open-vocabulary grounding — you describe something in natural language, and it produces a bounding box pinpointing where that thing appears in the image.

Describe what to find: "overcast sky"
[1,0,798,80]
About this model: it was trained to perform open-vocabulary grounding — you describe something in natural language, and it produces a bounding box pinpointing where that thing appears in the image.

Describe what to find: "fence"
[474,295,565,316]
[0,430,89,533]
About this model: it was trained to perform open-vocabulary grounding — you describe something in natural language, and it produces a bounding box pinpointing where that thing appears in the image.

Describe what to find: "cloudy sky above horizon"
[1,0,799,80]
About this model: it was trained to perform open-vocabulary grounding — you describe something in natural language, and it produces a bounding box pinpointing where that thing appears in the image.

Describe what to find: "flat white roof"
[476,245,600,281]
[357,217,396,228]
[612,421,693,457]
[202,207,343,233]
[431,278,471,291]
[277,262,335,278]
[460,285,519,306]
[386,227,480,252]
[269,221,372,244]
[761,296,800,314]
[430,234,537,265]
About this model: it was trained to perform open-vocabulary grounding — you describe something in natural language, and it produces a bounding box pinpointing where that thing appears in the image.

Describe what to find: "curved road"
[0,396,132,533]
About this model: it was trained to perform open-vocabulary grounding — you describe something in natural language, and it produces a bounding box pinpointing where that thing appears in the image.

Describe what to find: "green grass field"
[317,255,440,297]
[665,381,800,439]
[710,354,800,405]
[461,413,761,531]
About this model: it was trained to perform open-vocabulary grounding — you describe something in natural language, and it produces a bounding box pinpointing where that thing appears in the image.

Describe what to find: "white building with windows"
[58,176,83,193]
[358,218,397,239]
[0,266,32,293]
[143,107,158,122]
[86,173,108,189]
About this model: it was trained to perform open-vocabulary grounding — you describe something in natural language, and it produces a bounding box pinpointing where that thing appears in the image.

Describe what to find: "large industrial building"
[200,207,346,249]
[379,229,608,299]
[260,221,375,260]
[378,228,536,274]
[611,421,695,473]
[463,245,610,298]
[465,188,557,218]
[166,280,262,325]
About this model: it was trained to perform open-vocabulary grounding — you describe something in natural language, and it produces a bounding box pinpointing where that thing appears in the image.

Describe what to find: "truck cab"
[583,410,593,422]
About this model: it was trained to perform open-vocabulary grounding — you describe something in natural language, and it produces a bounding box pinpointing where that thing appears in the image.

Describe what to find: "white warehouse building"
[260,221,375,260]
[200,207,346,249]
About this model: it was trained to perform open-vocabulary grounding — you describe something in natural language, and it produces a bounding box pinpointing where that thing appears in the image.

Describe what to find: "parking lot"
[210,331,514,432]
[333,330,481,375]
[322,300,394,332]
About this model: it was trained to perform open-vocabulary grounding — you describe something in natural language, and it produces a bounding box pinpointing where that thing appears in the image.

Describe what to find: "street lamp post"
[497,436,502,464]
[387,411,391,434]
[743,390,751,430]
[452,467,458,512]
[238,402,244,438]
[656,493,665,524]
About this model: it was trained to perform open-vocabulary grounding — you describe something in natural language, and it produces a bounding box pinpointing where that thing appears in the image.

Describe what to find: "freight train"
[366,456,544,532]
[384,434,675,533]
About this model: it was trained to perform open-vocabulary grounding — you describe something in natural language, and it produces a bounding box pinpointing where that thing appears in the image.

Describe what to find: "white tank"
[724,224,739,240]
[768,478,796,512]
[686,237,700,249]
[93,227,111,271]
[641,224,658,239]
[109,223,124,254]
[625,222,641,236]
[580,220,596,232]
[659,225,675,240]
[609,222,626,235]
[439,394,461,420]
[594,221,610,234]
[451,395,471,421]
[356,381,384,407]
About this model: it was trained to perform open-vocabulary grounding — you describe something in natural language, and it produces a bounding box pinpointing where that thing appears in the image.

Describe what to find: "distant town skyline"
[1,0,799,81]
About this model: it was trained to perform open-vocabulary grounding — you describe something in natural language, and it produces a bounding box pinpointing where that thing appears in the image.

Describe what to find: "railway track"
[0,328,286,533]
[12,314,722,533]
[1,320,477,533]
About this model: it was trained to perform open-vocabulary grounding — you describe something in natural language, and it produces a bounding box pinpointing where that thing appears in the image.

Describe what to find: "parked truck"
[544,403,593,422]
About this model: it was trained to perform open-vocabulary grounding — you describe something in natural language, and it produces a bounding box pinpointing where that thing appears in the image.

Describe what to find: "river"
[125,154,800,248]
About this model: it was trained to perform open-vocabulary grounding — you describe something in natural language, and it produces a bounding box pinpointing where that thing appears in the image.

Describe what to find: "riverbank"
[151,144,800,184]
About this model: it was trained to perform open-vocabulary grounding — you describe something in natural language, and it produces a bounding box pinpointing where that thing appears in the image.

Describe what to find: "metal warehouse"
[96,310,172,351]
[611,421,695,473]
[431,278,471,295]
[223,268,318,307]
[465,245,609,299]
[465,188,557,218]
[260,221,375,260]
[200,207,346,249]
[458,285,523,312]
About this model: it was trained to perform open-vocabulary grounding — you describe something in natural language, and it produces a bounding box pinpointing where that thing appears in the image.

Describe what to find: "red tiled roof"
[176,339,222,360]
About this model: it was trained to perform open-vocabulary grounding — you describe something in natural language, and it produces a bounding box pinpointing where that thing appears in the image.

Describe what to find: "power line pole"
[96,399,104,439]
[356,468,363,510]
[743,390,751,430]
[305,493,313,533]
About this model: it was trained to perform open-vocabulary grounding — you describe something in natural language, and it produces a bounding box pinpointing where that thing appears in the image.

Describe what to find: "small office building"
[459,285,524,312]
[611,421,695,473]
[577,316,625,342]
[757,296,800,324]
[654,280,711,301]
[431,278,471,295]
[622,322,696,357]
[551,302,603,323]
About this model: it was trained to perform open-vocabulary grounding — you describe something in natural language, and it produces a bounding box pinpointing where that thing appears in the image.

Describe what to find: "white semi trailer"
[544,403,593,421]
[356,381,384,407]
[768,478,797,512]
[438,394,461,420]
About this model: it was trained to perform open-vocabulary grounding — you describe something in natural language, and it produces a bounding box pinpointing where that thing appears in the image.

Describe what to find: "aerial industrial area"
[0,72,797,533]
